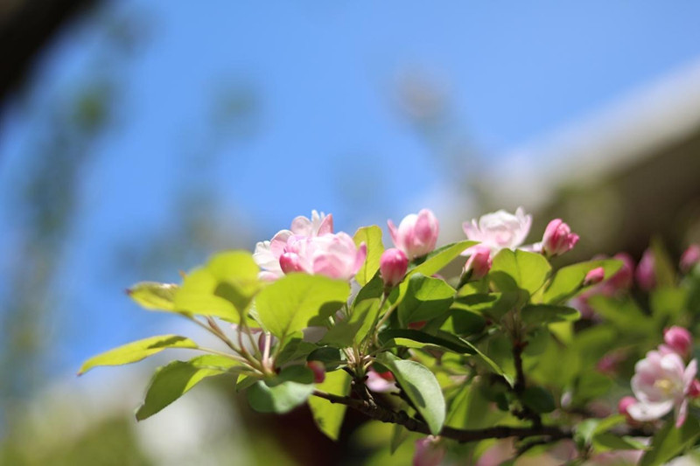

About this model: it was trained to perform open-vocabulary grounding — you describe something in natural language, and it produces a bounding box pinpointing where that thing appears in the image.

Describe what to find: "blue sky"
[3,1,700,375]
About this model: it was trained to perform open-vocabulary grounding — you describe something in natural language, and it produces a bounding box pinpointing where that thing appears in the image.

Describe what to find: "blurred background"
[3,1,700,465]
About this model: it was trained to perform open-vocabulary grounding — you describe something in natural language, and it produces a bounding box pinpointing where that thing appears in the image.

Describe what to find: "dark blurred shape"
[0,0,101,109]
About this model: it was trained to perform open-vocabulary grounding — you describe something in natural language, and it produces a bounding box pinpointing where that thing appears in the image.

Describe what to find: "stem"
[311,390,571,444]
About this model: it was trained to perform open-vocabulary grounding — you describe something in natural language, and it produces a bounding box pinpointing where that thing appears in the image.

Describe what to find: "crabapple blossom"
[365,369,397,393]
[583,267,606,287]
[413,436,445,466]
[636,248,656,291]
[680,244,700,273]
[462,207,532,253]
[388,209,440,259]
[618,396,638,422]
[662,326,693,360]
[379,248,409,288]
[462,245,492,280]
[627,349,697,427]
[541,219,579,257]
[283,233,367,281]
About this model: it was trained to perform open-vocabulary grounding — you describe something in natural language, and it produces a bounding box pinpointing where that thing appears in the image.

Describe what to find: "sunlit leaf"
[353,225,385,286]
[127,282,179,310]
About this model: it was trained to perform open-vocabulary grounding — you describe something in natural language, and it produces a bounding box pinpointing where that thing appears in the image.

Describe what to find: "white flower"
[462,207,532,253]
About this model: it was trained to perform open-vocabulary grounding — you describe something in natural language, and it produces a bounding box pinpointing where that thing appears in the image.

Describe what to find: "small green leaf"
[521,304,580,326]
[135,359,226,420]
[353,225,385,286]
[397,274,454,326]
[377,352,446,435]
[521,386,555,414]
[543,259,623,304]
[174,269,239,321]
[307,347,345,371]
[490,249,552,296]
[127,282,179,310]
[308,370,351,440]
[379,329,476,354]
[247,367,315,414]
[78,335,198,375]
[640,418,700,466]
[587,295,654,333]
[255,274,350,341]
[322,298,381,348]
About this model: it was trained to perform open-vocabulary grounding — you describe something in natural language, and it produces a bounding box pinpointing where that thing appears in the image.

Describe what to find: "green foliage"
[308,370,351,440]
[521,386,555,414]
[379,329,476,354]
[246,366,315,414]
[78,335,198,375]
[490,249,551,296]
[640,418,700,466]
[543,259,623,304]
[255,273,349,342]
[353,225,385,286]
[377,352,446,435]
[398,273,455,326]
[127,281,178,310]
[520,304,580,326]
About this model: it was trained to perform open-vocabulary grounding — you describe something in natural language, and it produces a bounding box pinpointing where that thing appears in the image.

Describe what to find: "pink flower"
[462,207,532,253]
[618,396,638,421]
[462,245,492,280]
[541,219,580,257]
[388,209,440,259]
[662,326,693,360]
[413,436,445,466]
[380,248,409,288]
[584,267,606,287]
[366,369,397,393]
[254,210,333,280]
[636,248,656,291]
[284,233,367,281]
[627,350,698,427]
[680,245,700,274]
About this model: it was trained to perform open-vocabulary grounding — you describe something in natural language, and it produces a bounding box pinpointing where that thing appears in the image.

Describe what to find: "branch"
[312,390,571,444]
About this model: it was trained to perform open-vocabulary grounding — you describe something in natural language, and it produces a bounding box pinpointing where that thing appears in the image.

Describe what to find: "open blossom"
[282,233,367,281]
[541,219,579,257]
[627,350,697,427]
[680,244,700,273]
[462,207,532,253]
[462,245,492,280]
[366,369,397,393]
[388,209,439,259]
[254,210,333,280]
[413,436,445,466]
[636,248,656,291]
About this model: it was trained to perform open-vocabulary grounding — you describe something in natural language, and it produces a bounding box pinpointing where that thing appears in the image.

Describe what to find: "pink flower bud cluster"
[621,327,699,428]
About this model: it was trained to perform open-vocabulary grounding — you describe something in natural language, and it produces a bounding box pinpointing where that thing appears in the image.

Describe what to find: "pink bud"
[596,352,623,375]
[307,361,326,384]
[689,380,700,398]
[462,245,492,280]
[542,219,579,257]
[413,436,445,466]
[408,320,427,330]
[664,326,693,359]
[380,248,409,288]
[636,248,656,291]
[279,252,304,274]
[604,252,635,292]
[388,209,440,259]
[681,245,700,273]
[618,396,638,423]
[583,267,605,287]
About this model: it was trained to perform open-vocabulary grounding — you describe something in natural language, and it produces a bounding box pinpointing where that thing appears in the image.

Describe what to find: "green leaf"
[307,347,345,371]
[353,225,385,286]
[379,329,476,354]
[640,418,700,466]
[135,358,226,420]
[255,273,350,341]
[410,240,477,278]
[308,370,351,440]
[398,274,455,326]
[651,237,677,289]
[521,386,555,414]
[174,251,261,322]
[490,249,552,296]
[593,432,649,452]
[78,335,198,375]
[322,298,382,348]
[543,259,623,304]
[246,366,315,414]
[521,304,580,326]
[446,308,486,336]
[127,282,179,310]
[390,424,409,454]
[377,352,446,435]
[587,295,654,333]
[452,291,525,321]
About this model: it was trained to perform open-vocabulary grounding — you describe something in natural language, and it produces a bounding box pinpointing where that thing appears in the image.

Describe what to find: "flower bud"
[307,361,326,384]
[664,326,693,359]
[636,248,656,291]
[689,379,700,398]
[279,252,304,274]
[380,248,409,288]
[604,252,635,292]
[618,396,638,423]
[413,436,445,466]
[462,245,492,280]
[541,219,579,257]
[388,209,439,259]
[583,267,605,287]
[680,245,700,274]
